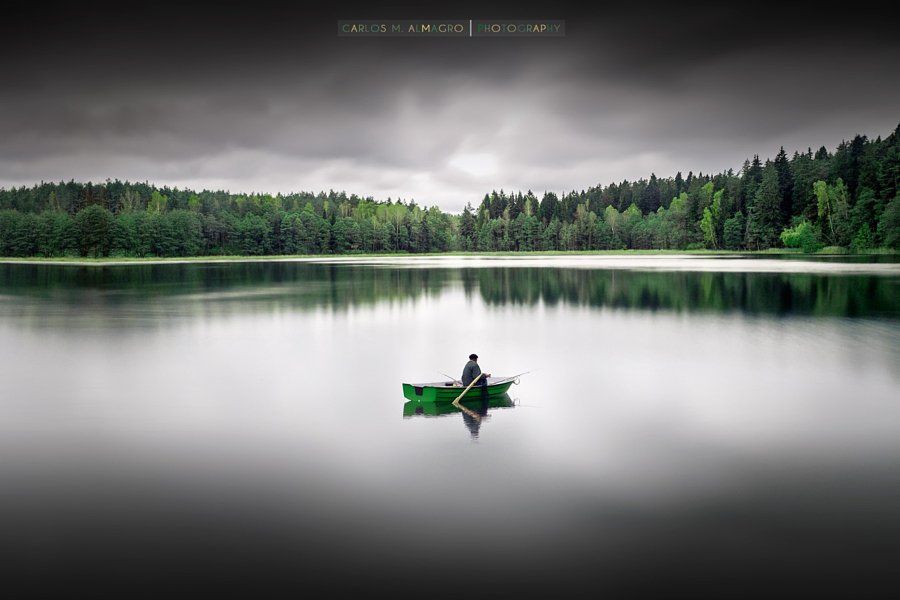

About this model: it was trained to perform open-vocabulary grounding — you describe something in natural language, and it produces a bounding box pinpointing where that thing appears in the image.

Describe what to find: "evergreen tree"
[774,146,794,227]
[539,192,559,224]
[722,211,746,250]
[75,204,113,257]
[459,203,476,250]
[638,173,661,214]
[747,163,782,249]
[877,196,900,248]
[739,156,763,214]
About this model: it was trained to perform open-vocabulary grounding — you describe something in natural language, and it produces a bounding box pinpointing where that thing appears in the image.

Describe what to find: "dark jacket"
[461,360,483,386]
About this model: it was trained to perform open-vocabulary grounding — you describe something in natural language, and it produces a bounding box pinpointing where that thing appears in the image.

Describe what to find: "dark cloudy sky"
[1,1,898,213]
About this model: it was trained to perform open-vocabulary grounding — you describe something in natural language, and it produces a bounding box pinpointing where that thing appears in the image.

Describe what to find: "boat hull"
[402,377,515,403]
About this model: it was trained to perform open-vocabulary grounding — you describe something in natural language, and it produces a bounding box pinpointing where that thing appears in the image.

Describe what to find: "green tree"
[541,218,561,251]
[388,202,408,250]
[147,190,168,214]
[739,155,763,214]
[119,188,143,212]
[36,211,75,256]
[850,187,877,240]
[110,211,153,256]
[722,211,745,250]
[75,204,113,257]
[332,216,361,253]
[0,210,36,256]
[699,189,722,249]
[850,224,873,252]
[814,179,851,246]
[539,192,559,223]
[237,213,271,255]
[619,203,642,249]
[594,218,619,249]
[638,173,661,213]
[773,146,794,227]
[747,163,782,249]
[660,193,691,249]
[630,214,656,249]
[877,195,900,248]
[790,150,824,222]
[163,210,203,256]
[780,220,821,253]
[559,222,577,250]
[426,206,453,252]
[459,203,476,250]
[603,205,621,245]
[574,203,598,249]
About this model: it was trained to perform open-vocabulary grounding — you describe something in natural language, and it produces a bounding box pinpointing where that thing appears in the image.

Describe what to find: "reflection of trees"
[0,263,456,311]
[1,263,896,318]
[469,268,898,317]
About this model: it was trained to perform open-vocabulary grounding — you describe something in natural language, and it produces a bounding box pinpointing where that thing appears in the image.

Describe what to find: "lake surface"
[1,255,899,599]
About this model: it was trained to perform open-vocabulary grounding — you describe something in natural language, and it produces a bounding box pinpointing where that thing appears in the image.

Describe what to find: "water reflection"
[468,268,899,317]
[1,259,897,319]
[403,393,515,439]
[0,262,453,305]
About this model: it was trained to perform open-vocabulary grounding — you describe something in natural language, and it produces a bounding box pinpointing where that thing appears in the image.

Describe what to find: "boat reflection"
[402,393,515,439]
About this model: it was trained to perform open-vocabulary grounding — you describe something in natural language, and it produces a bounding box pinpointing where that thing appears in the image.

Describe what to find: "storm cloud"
[1,0,898,212]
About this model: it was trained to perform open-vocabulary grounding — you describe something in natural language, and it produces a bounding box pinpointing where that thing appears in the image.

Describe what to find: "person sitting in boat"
[462,353,491,397]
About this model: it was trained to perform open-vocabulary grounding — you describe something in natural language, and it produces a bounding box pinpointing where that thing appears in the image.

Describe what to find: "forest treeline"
[1,124,898,257]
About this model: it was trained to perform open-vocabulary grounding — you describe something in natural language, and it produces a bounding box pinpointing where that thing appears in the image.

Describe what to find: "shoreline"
[0,248,897,267]
[0,250,897,276]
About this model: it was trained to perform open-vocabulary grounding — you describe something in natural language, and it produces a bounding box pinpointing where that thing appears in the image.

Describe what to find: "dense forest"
[1,124,898,257]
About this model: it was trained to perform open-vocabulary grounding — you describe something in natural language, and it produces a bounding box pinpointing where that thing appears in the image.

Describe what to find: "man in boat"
[462,353,491,399]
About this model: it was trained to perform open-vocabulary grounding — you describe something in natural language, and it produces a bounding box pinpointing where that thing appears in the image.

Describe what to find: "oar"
[452,373,483,406]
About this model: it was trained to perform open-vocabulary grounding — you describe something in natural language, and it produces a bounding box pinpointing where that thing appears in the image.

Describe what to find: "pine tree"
[723,211,746,250]
[774,146,794,228]
[747,163,782,249]
[460,203,476,250]
[737,156,762,215]
[674,172,684,196]
[638,173,661,214]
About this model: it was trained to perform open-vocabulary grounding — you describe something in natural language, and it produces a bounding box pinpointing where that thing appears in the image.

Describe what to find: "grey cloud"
[0,1,897,213]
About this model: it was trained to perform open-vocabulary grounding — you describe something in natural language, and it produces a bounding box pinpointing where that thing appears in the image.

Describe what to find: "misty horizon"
[2,122,896,215]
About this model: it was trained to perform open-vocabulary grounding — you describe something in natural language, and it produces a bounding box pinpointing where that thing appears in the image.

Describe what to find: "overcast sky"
[1,1,898,213]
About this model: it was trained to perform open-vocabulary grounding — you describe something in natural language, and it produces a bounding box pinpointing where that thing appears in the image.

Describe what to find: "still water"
[1,256,899,598]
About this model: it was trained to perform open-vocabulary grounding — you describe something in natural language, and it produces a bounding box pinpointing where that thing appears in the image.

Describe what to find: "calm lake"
[2,255,899,599]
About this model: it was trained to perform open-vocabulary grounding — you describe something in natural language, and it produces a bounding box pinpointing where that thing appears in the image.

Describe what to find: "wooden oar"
[452,373,483,406]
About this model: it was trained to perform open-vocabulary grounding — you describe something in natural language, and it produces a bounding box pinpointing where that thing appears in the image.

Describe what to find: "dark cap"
[469,353,478,360]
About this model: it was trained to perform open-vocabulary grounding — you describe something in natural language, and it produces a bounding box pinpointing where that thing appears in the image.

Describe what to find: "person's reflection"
[457,398,490,439]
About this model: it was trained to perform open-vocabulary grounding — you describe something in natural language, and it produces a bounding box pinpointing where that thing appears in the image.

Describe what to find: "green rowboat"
[402,375,518,403]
